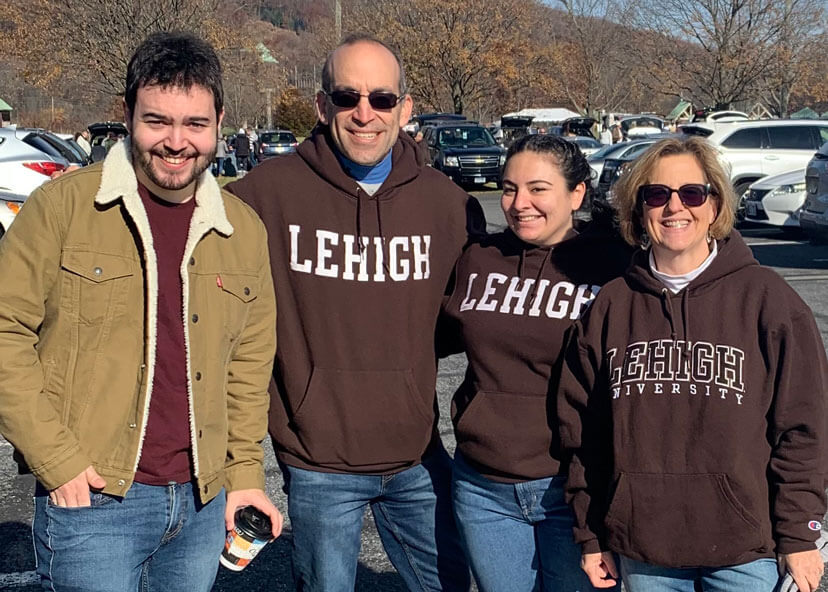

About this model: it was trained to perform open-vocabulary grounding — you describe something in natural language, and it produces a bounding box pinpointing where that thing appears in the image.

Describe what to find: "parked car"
[422,122,506,188]
[559,117,596,138]
[691,109,750,123]
[500,115,534,148]
[588,139,662,188]
[0,128,68,197]
[743,168,806,230]
[258,130,298,159]
[0,189,27,239]
[87,121,128,162]
[563,135,603,156]
[619,115,664,139]
[799,144,828,242]
[680,119,828,199]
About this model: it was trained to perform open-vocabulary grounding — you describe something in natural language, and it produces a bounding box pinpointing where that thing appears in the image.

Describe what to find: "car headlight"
[444,156,460,167]
[499,153,506,166]
[768,182,806,197]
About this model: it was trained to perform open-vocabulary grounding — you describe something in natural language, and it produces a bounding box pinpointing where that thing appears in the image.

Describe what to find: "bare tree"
[632,0,792,109]
[549,0,640,116]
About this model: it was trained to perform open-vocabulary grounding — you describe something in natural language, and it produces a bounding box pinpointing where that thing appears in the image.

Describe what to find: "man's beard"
[135,146,215,191]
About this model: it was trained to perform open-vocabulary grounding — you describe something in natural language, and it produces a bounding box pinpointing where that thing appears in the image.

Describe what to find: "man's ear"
[217,108,225,133]
[315,91,329,125]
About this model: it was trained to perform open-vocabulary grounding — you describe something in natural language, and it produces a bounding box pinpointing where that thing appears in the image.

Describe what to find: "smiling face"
[125,83,222,202]
[500,151,585,247]
[642,153,718,274]
[315,40,413,166]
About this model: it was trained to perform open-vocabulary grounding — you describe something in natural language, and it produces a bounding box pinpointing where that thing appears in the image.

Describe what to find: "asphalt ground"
[1,186,827,590]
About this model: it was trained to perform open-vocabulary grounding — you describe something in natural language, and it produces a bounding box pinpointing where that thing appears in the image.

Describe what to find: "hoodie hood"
[296,124,424,198]
[625,230,759,296]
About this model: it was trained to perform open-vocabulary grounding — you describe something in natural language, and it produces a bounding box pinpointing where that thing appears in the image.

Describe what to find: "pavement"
[1,187,827,590]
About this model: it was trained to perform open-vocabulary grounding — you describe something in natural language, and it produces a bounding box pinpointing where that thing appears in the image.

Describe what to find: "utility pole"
[264,88,275,129]
[335,0,341,41]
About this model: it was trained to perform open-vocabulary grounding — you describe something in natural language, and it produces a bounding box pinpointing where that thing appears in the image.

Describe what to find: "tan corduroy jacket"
[0,140,276,503]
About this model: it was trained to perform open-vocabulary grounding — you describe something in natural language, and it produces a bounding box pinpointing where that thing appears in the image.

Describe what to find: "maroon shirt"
[134,183,196,485]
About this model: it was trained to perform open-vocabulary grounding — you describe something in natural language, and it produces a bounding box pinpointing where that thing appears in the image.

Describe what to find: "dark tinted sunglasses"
[326,90,400,110]
[638,183,711,208]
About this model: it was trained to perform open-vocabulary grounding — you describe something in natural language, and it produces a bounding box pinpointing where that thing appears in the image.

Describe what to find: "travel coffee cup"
[219,506,273,571]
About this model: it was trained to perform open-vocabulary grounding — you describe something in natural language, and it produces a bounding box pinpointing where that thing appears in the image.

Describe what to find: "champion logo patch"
[808,520,822,531]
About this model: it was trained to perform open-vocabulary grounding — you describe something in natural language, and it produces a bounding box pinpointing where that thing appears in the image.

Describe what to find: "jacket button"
[117,479,125,487]
[198,429,203,438]
[195,371,202,381]
[192,313,199,323]
[93,267,103,276]
[128,423,136,429]
[243,287,250,296]
[189,257,195,266]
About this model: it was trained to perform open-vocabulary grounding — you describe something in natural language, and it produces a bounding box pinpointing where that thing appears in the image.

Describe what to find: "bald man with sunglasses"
[228,34,484,591]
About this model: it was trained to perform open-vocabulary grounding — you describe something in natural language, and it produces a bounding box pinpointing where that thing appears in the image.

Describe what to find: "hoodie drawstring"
[681,290,691,360]
[356,187,364,254]
[354,186,391,275]
[660,288,678,343]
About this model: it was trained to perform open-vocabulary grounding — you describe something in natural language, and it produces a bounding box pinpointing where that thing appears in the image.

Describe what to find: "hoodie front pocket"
[291,367,434,466]
[455,390,553,477]
[605,472,765,568]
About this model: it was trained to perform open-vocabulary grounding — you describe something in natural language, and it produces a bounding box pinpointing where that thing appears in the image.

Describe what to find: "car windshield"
[438,127,495,148]
[261,132,296,144]
[573,137,600,147]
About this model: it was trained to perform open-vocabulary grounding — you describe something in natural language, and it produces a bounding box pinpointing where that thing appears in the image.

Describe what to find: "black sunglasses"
[325,90,400,110]
[638,183,711,208]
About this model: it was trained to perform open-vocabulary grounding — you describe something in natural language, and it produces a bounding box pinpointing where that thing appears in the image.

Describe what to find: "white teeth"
[663,220,689,228]
[162,156,185,165]
[354,132,377,139]
[515,215,541,221]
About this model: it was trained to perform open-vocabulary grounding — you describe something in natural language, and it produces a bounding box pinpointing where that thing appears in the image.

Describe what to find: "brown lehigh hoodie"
[441,227,631,482]
[559,231,828,568]
[228,128,485,474]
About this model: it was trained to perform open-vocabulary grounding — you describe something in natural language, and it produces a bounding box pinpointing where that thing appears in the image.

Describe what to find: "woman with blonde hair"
[559,136,827,592]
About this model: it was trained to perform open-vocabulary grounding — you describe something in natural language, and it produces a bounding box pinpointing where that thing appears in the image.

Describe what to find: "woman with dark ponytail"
[439,134,631,591]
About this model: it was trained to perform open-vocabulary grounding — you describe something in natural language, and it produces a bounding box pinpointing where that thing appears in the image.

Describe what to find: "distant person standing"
[75,130,92,155]
[233,129,250,172]
[215,134,229,176]
[247,127,259,167]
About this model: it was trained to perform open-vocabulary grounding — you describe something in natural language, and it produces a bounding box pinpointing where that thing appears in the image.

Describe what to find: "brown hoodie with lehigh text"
[227,129,485,474]
[559,231,828,568]
[441,227,631,482]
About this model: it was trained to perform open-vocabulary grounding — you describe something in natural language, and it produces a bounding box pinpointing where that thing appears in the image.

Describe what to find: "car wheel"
[733,180,754,224]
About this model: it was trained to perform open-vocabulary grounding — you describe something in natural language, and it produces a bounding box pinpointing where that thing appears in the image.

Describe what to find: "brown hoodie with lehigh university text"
[559,231,828,568]
[441,227,631,483]
[227,129,485,474]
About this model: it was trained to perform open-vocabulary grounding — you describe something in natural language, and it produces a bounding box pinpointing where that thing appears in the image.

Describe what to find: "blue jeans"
[280,446,470,591]
[33,481,226,591]
[452,452,612,592]
[620,555,780,592]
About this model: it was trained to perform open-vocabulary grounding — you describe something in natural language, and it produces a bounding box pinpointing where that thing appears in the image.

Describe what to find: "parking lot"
[0,189,827,591]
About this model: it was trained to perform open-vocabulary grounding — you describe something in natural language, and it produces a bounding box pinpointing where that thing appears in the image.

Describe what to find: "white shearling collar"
[93,137,234,236]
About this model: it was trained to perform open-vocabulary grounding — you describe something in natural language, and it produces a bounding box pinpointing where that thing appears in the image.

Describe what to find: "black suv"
[422,122,506,188]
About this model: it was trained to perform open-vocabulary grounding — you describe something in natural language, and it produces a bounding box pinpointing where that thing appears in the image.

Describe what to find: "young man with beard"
[0,32,282,591]
[228,34,484,591]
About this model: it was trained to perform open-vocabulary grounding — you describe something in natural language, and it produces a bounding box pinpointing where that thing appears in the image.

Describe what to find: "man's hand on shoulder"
[226,488,284,539]
[49,466,106,507]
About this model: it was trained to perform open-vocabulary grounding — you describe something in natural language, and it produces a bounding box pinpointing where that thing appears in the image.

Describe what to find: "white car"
[0,128,68,196]
[0,189,26,239]
[743,169,806,229]
[681,119,828,198]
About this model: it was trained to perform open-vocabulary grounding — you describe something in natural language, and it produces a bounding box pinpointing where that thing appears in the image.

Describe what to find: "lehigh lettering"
[288,224,431,282]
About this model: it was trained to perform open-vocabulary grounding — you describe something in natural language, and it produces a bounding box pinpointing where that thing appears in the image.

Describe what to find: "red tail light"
[290,142,299,147]
[23,161,67,177]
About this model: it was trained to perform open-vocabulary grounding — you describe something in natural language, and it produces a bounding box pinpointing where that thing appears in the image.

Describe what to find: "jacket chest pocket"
[215,272,258,340]
[60,251,137,325]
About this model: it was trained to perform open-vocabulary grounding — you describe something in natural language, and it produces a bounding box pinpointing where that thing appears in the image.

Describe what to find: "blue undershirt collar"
[336,149,392,185]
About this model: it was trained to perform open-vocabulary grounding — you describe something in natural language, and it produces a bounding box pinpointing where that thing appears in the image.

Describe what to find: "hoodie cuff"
[581,538,603,555]
[776,535,821,555]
